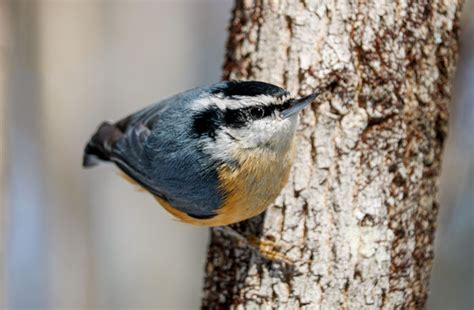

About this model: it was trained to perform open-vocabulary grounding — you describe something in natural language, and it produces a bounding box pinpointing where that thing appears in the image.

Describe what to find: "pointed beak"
[280,92,320,119]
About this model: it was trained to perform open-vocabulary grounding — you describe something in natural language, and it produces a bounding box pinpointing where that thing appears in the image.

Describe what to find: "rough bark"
[202,1,462,309]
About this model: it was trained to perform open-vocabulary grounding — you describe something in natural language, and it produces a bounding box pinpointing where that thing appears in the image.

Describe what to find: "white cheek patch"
[200,131,239,165]
[228,117,297,150]
[200,116,298,166]
[249,120,275,143]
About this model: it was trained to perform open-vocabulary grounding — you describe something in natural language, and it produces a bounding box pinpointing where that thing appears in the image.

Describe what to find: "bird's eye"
[250,107,265,119]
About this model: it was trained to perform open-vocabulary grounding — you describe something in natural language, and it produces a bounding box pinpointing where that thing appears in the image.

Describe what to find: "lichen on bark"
[202,0,462,309]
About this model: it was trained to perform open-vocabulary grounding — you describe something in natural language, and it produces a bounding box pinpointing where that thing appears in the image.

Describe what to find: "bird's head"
[190,81,319,162]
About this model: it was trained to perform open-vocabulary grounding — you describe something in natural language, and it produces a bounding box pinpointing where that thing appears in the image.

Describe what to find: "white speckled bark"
[203,0,462,309]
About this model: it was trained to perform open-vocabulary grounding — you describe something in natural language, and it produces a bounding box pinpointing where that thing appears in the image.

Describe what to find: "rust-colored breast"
[211,146,294,226]
[117,142,295,226]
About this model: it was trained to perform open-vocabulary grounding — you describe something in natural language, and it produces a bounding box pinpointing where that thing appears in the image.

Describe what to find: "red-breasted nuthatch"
[83,81,319,226]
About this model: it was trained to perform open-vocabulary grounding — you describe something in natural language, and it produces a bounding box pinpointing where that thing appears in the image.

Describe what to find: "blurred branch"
[0,0,11,306]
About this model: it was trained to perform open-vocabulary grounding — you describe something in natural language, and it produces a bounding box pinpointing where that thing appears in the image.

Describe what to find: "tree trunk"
[202,1,462,309]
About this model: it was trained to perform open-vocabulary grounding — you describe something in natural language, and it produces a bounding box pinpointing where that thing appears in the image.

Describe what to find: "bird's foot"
[246,235,293,265]
[213,226,293,265]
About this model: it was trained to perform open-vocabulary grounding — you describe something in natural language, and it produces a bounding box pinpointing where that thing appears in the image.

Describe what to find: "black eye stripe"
[224,109,247,128]
[192,106,223,139]
[192,99,294,136]
[277,99,294,111]
[223,105,278,128]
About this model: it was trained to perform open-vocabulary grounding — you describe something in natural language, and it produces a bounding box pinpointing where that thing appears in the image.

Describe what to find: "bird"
[83,80,320,227]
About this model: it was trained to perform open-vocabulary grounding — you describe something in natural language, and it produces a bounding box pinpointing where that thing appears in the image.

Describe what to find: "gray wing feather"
[84,87,222,218]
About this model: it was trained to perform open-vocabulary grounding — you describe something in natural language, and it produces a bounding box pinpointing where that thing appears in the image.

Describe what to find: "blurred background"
[0,0,472,309]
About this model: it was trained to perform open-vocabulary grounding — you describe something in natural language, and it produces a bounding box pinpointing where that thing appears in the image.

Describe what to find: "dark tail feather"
[83,122,123,168]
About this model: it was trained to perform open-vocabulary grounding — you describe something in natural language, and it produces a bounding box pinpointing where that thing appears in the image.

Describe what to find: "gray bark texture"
[202,0,462,309]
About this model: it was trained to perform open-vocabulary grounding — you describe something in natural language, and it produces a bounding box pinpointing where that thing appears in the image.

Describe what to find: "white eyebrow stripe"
[190,94,291,111]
